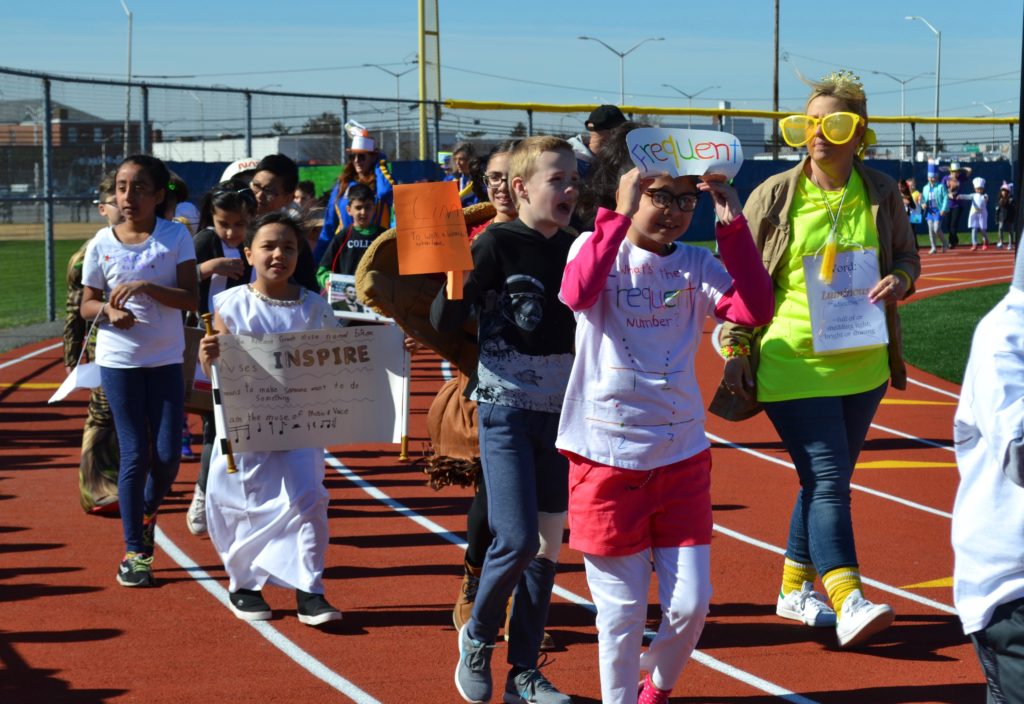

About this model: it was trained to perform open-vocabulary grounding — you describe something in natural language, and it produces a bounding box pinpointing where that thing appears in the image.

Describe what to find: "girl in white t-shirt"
[556,167,773,704]
[81,155,198,588]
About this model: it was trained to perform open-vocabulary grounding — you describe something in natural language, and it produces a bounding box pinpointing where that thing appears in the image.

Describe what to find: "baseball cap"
[585,105,627,132]
[220,157,260,183]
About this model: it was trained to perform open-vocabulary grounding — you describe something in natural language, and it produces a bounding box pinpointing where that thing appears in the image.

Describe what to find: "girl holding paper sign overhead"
[714,70,920,648]
[199,211,342,626]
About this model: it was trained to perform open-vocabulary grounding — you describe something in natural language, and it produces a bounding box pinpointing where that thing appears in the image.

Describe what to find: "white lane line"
[906,376,960,400]
[324,452,822,704]
[155,527,381,704]
[916,275,1011,293]
[869,421,955,453]
[712,524,956,614]
[0,341,62,371]
[705,432,953,519]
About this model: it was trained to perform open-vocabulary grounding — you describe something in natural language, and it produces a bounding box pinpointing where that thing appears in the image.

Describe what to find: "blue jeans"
[763,382,887,575]
[469,402,568,668]
[101,364,184,554]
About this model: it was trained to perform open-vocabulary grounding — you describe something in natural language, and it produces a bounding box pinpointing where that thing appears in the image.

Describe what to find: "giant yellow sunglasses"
[779,112,863,148]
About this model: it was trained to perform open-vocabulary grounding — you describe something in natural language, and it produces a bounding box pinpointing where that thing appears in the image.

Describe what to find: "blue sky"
[2,1,1020,140]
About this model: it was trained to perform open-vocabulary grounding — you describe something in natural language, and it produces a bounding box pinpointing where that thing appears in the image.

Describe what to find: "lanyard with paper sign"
[802,247,888,355]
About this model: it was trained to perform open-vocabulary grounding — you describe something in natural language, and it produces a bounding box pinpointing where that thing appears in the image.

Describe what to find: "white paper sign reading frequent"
[626,128,743,180]
[215,324,407,452]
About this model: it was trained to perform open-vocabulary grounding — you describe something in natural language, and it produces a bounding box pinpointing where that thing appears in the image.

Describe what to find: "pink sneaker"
[982,243,989,251]
[971,245,978,251]
[638,673,672,704]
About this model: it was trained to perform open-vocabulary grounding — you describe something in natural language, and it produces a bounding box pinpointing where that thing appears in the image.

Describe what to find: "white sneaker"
[836,589,893,648]
[929,246,937,254]
[776,581,836,627]
[186,484,207,536]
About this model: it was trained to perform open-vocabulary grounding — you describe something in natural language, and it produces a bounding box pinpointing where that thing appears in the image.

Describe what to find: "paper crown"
[345,120,376,153]
[926,162,938,176]
[1001,181,1013,194]
[973,177,986,190]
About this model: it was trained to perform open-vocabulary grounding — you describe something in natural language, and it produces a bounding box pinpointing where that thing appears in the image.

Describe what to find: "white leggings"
[584,545,711,704]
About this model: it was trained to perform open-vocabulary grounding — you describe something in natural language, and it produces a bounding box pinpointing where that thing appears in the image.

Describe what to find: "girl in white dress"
[200,211,342,625]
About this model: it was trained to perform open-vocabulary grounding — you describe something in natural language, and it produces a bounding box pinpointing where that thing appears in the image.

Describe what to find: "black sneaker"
[296,590,342,626]
[116,552,155,587]
[228,589,273,621]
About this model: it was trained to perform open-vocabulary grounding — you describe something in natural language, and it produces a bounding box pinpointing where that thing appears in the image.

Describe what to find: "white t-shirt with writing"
[82,218,196,368]
[556,234,733,470]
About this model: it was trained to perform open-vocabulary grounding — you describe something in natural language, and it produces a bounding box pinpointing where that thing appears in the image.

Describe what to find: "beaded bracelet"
[720,343,751,358]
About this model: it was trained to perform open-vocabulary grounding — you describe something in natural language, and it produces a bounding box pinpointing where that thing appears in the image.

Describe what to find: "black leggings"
[465,478,493,568]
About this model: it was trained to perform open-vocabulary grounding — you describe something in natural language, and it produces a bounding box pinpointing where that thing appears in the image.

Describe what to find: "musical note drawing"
[229,424,250,442]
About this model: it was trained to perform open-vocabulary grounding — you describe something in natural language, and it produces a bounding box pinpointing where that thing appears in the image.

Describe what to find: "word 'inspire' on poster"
[215,324,407,452]
[627,128,744,180]
[394,180,473,276]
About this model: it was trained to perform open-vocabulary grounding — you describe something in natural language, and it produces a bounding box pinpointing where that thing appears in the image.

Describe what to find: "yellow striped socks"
[822,567,862,618]
[781,558,817,596]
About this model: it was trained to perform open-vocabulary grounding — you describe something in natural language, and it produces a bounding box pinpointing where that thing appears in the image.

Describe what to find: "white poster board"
[328,273,393,322]
[626,128,743,180]
[802,249,889,354]
[215,324,407,452]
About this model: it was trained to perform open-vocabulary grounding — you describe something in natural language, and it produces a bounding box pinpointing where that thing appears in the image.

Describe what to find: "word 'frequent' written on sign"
[626,128,744,180]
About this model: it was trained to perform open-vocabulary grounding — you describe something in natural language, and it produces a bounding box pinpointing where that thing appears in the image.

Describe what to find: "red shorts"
[566,449,712,557]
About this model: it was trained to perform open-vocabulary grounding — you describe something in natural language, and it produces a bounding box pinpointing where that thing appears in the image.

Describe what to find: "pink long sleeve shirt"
[555,208,773,470]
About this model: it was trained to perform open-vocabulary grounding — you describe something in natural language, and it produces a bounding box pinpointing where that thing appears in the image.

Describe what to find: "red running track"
[0,246,1015,703]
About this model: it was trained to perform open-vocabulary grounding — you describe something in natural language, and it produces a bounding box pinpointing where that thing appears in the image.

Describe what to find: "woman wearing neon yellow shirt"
[717,71,920,649]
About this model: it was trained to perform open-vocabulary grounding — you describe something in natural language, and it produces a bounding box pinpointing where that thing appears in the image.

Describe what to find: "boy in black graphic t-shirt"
[432,136,578,704]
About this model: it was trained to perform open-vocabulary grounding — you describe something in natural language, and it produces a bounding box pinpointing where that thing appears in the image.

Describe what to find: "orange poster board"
[394,181,473,276]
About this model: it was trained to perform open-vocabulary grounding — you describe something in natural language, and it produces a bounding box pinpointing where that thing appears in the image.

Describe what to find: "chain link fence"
[0,65,1017,325]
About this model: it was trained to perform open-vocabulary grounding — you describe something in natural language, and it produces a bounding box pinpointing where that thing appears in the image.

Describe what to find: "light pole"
[188,91,205,162]
[974,101,997,156]
[120,0,132,157]
[364,64,416,160]
[871,70,931,161]
[661,83,720,128]
[578,36,665,106]
[905,16,941,159]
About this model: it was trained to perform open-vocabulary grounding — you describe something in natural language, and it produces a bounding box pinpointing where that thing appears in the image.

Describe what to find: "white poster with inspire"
[215,324,407,452]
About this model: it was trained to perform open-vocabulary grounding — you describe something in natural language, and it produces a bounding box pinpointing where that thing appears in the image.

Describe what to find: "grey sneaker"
[503,668,572,704]
[455,623,494,704]
[186,484,207,536]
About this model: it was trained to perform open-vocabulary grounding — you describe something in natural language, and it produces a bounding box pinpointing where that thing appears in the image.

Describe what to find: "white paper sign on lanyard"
[802,248,889,354]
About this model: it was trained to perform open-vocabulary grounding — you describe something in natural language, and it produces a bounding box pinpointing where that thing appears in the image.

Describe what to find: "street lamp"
[905,16,941,159]
[577,36,665,106]
[188,91,205,162]
[974,101,997,156]
[871,70,931,161]
[120,0,132,157]
[364,63,416,160]
[661,83,720,128]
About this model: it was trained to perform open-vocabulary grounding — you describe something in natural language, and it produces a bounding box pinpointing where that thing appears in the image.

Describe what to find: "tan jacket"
[716,158,921,417]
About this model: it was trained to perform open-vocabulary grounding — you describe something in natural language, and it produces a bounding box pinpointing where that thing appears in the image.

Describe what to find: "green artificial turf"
[899,283,1009,384]
[0,239,87,328]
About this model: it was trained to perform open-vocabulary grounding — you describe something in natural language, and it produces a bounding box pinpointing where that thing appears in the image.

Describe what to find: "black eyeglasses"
[484,172,508,188]
[644,189,700,212]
